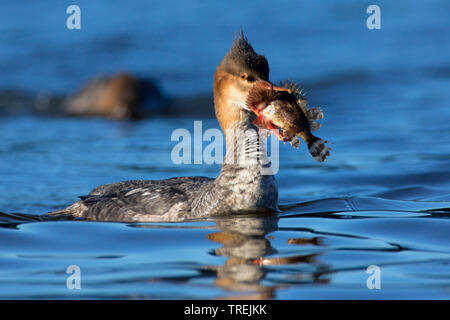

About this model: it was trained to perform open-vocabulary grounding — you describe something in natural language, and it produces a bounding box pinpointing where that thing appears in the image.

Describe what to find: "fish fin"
[297,99,308,114]
[282,79,306,100]
[282,79,309,114]
[307,137,331,162]
[307,107,323,120]
[306,107,323,132]
[290,137,300,149]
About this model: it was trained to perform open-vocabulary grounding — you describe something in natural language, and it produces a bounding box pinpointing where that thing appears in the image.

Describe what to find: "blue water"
[0,1,450,299]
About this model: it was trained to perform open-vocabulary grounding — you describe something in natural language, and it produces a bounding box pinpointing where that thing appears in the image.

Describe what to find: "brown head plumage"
[217,31,269,81]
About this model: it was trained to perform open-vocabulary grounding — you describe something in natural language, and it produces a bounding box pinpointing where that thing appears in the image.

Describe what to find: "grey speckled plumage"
[50,118,278,222]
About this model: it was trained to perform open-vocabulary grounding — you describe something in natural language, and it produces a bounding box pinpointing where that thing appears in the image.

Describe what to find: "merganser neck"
[187,118,278,219]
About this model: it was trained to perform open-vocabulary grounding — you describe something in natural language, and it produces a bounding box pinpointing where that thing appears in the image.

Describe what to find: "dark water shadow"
[279,196,450,219]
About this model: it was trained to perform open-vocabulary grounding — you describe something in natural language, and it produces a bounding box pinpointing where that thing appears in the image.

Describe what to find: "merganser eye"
[239,72,248,80]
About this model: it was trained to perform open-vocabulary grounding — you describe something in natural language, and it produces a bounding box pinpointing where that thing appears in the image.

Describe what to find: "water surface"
[0,0,449,299]
[1,100,449,299]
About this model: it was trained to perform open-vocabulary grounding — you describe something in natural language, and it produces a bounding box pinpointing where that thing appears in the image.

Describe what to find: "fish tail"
[306,136,331,162]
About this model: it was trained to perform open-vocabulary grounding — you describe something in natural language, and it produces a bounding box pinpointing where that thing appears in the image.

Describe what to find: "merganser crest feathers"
[220,31,269,80]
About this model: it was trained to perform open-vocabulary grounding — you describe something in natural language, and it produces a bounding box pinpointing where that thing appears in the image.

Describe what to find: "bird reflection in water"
[205,215,330,299]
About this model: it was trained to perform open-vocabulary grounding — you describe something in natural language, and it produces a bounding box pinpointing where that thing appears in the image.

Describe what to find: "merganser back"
[49,32,288,222]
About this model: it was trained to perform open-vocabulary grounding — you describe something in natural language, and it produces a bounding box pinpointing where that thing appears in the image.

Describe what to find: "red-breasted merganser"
[49,33,289,222]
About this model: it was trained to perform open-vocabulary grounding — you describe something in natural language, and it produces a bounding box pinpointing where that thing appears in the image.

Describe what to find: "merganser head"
[214,31,287,133]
